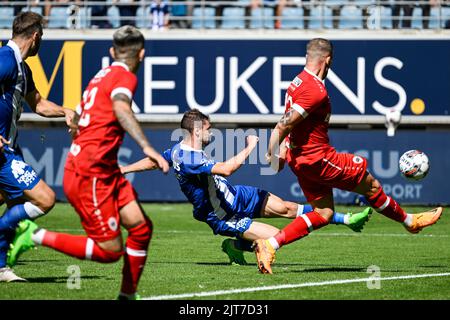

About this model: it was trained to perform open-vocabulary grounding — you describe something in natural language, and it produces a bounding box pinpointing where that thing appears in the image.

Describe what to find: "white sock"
[31,229,46,245]
[24,202,45,219]
[268,237,280,250]
[343,214,350,225]
[403,214,413,227]
[296,204,304,217]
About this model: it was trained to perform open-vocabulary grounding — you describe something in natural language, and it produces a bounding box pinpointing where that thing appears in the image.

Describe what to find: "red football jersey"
[65,62,137,177]
[285,68,333,165]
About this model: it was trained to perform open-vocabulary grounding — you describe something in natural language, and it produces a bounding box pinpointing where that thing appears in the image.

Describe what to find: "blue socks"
[298,204,346,225]
[0,204,29,232]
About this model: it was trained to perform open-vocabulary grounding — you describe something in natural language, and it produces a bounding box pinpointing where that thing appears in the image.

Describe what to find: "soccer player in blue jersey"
[121,109,371,265]
[0,12,74,282]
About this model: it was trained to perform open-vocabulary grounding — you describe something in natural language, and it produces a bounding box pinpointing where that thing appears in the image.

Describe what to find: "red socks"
[365,187,407,222]
[39,231,123,262]
[275,211,329,246]
[120,217,153,295]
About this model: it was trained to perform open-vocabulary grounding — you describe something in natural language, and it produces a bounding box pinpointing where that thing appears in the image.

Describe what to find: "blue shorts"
[206,185,268,238]
[0,148,41,200]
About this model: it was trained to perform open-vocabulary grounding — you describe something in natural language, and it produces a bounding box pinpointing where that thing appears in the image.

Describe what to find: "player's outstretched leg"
[221,239,247,265]
[404,207,443,234]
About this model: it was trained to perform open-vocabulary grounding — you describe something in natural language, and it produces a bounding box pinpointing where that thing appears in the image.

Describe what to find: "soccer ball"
[399,150,430,181]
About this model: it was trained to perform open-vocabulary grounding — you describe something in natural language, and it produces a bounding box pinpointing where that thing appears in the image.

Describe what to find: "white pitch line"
[143,272,450,300]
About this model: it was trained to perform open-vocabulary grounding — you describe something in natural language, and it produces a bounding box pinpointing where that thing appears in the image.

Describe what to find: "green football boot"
[7,219,38,267]
[346,207,372,232]
[221,238,247,265]
[117,293,142,300]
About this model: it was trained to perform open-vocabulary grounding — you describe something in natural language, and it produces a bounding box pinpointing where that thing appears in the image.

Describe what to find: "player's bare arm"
[211,135,259,177]
[120,158,158,174]
[25,89,75,126]
[267,108,303,164]
[113,93,169,173]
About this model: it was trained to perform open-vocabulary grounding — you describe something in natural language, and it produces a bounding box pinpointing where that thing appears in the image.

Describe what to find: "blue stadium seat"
[339,5,363,29]
[77,7,92,29]
[48,7,70,29]
[192,7,216,29]
[430,5,450,29]
[136,6,151,28]
[367,5,392,29]
[221,7,246,29]
[411,6,423,29]
[281,7,303,29]
[108,6,121,28]
[250,7,274,29]
[0,7,15,29]
[309,5,332,29]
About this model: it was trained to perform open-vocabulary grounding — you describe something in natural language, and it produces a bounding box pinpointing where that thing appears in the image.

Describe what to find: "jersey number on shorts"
[78,87,98,128]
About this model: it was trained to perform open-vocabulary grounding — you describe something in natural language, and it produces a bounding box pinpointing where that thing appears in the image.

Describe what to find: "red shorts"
[63,169,137,242]
[289,148,367,202]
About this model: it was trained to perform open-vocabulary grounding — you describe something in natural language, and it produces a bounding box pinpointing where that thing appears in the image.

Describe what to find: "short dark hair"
[112,25,145,59]
[306,38,333,60]
[12,11,43,38]
[181,109,210,134]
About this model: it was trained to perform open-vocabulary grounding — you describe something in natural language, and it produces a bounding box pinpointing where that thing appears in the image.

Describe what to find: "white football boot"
[0,267,27,282]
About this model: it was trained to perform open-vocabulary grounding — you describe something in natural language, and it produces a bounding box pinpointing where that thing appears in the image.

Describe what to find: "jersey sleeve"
[291,84,326,119]
[162,148,173,167]
[110,71,138,101]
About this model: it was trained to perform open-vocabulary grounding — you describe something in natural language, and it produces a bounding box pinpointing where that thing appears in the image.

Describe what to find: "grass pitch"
[1,203,449,300]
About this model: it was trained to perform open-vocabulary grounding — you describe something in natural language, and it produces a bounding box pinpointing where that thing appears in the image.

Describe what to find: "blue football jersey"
[0,41,36,151]
[162,142,238,223]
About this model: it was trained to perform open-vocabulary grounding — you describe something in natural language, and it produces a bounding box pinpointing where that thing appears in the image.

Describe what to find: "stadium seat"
[281,7,303,29]
[136,6,151,28]
[192,7,216,29]
[0,7,15,29]
[250,7,274,29]
[309,5,333,29]
[366,5,392,29]
[430,5,450,29]
[48,7,71,29]
[221,7,246,29]
[77,7,92,29]
[108,6,121,28]
[339,5,363,29]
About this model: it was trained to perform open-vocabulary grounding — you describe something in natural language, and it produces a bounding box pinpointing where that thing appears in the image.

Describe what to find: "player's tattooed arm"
[120,158,158,174]
[266,108,303,168]
[113,93,170,173]
[113,93,151,150]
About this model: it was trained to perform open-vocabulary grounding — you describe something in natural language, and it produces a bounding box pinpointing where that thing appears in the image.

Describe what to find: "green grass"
[1,203,449,300]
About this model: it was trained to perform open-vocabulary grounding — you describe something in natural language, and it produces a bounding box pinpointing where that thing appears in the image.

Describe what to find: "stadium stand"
[0,0,449,29]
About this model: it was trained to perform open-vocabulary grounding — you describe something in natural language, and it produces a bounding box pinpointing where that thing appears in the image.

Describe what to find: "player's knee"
[97,248,124,263]
[37,190,56,213]
[314,208,334,222]
[127,216,153,247]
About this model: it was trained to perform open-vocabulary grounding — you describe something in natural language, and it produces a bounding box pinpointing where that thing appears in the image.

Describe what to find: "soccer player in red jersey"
[253,38,443,274]
[8,26,169,299]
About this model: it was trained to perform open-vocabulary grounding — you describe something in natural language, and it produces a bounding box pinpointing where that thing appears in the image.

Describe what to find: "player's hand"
[246,135,259,148]
[143,146,170,174]
[0,135,10,152]
[63,107,76,127]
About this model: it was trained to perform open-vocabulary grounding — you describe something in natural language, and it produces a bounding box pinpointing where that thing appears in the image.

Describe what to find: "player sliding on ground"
[119,109,371,265]
[7,26,169,299]
[253,38,443,274]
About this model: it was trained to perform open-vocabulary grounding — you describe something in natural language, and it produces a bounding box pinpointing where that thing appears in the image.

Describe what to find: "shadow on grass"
[25,275,104,283]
